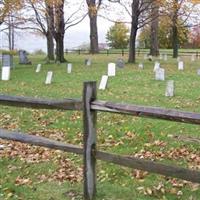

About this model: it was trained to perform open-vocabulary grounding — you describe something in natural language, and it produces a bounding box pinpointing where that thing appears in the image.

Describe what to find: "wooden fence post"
[83,81,97,200]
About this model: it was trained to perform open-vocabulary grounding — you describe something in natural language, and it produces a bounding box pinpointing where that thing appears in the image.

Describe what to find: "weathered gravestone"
[107,63,116,76]
[155,68,165,81]
[197,69,200,76]
[45,71,53,84]
[191,54,195,62]
[178,61,184,70]
[2,54,13,67]
[19,50,31,64]
[144,54,148,60]
[138,63,144,69]
[85,58,91,66]
[153,62,160,72]
[1,67,10,81]
[164,54,168,61]
[99,75,108,90]
[165,80,174,97]
[148,55,153,61]
[36,64,41,73]
[67,63,72,73]
[116,58,124,68]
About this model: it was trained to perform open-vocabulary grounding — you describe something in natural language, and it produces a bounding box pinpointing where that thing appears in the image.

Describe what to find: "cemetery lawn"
[0,53,200,200]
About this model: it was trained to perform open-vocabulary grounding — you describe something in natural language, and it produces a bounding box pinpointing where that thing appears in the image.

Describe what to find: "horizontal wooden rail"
[96,152,200,183]
[0,129,199,183]
[91,100,200,125]
[0,95,83,111]
[0,129,83,155]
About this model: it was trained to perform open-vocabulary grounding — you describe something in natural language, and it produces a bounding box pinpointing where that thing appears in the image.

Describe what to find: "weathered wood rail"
[0,81,200,200]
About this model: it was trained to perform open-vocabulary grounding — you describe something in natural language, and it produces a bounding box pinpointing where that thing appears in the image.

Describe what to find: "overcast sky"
[0,11,115,53]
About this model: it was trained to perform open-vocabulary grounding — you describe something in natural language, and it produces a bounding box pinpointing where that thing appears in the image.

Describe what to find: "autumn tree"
[139,16,189,49]
[189,25,200,48]
[106,21,129,49]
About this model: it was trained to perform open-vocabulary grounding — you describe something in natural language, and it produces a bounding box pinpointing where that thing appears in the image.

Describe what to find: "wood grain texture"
[83,82,97,200]
[0,129,83,155]
[96,151,200,183]
[0,95,82,110]
[91,100,200,125]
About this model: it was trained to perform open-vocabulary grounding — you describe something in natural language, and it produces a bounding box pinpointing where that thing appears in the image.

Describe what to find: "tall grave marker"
[108,63,116,76]
[45,71,53,84]
[99,75,108,90]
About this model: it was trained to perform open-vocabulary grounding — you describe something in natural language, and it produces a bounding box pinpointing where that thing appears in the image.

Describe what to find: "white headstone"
[177,57,181,62]
[153,62,160,72]
[67,63,72,73]
[108,63,116,76]
[155,68,165,81]
[178,61,184,70]
[159,54,163,60]
[45,71,53,84]
[148,55,153,61]
[165,80,174,97]
[197,69,200,76]
[164,54,167,61]
[85,59,91,66]
[144,54,148,60]
[99,75,108,90]
[191,54,195,62]
[1,67,10,81]
[138,63,144,69]
[36,64,41,73]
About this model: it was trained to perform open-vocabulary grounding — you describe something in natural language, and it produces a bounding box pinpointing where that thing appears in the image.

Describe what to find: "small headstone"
[148,55,153,61]
[178,61,184,70]
[165,80,174,97]
[36,64,41,73]
[177,57,181,62]
[19,50,31,64]
[45,71,53,84]
[107,63,116,76]
[159,54,163,60]
[85,58,91,66]
[144,54,148,60]
[1,67,10,81]
[138,63,144,69]
[116,58,124,68]
[164,54,167,61]
[153,61,160,72]
[99,75,108,90]
[2,54,13,67]
[67,63,72,73]
[197,69,200,75]
[191,54,195,62]
[155,68,165,81]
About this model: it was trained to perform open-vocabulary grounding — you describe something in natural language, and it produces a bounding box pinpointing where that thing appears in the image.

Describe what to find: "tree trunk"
[55,34,65,62]
[54,0,66,63]
[46,31,54,61]
[46,2,54,61]
[172,0,178,58]
[128,0,139,63]
[87,1,99,54]
[150,2,159,56]
[89,13,99,54]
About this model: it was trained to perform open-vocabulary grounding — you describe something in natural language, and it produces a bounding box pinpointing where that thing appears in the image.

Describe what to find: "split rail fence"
[0,81,200,200]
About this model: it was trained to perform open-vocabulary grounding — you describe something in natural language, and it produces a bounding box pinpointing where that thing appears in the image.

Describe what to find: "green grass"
[0,53,200,199]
